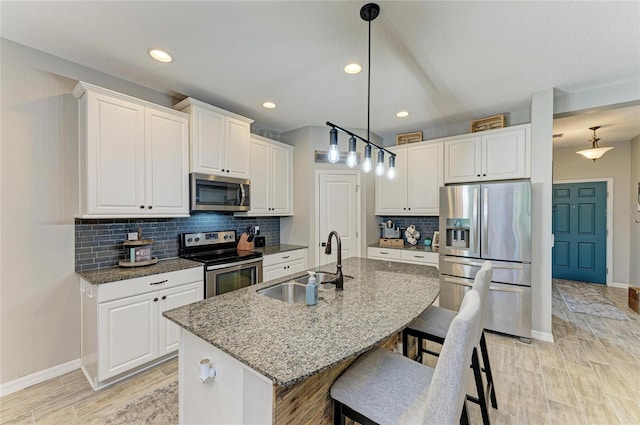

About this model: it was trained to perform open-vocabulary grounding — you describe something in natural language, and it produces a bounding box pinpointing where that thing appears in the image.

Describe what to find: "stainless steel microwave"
[190,173,250,212]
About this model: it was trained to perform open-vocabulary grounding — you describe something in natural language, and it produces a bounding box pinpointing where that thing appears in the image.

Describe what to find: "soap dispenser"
[306,271,318,306]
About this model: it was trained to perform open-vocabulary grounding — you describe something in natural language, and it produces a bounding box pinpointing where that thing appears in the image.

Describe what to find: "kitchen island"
[163,257,440,424]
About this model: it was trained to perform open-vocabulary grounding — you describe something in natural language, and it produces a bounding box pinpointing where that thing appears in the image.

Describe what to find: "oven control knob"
[187,238,193,243]
[195,237,200,242]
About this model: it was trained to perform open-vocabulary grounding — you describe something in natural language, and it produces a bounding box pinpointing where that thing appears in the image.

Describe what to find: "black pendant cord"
[367,15,371,144]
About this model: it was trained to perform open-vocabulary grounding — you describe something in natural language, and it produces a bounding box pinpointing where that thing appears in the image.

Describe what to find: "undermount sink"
[257,273,351,303]
[257,282,308,303]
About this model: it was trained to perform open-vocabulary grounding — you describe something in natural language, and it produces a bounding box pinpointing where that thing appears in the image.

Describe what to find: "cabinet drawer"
[262,249,306,267]
[98,267,203,303]
[400,250,438,266]
[367,247,402,260]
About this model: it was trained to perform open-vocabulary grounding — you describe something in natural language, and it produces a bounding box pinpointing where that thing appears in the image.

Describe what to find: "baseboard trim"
[608,282,629,289]
[531,330,554,343]
[0,358,80,397]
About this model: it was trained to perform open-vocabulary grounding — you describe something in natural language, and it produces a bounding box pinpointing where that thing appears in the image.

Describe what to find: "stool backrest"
[472,261,493,334]
[423,289,481,425]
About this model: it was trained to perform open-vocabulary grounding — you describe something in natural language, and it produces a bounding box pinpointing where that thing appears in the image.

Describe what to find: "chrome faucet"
[324,231,344,290]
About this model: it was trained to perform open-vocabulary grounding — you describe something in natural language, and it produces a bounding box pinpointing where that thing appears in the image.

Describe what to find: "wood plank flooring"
[1,282,638,424]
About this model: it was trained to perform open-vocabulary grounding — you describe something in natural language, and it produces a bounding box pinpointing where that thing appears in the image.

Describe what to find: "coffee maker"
[379,220,401,239]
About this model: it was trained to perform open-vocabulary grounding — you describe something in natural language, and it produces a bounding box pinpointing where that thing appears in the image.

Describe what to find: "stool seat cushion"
[331,347,435,425]
[407,306,457,340]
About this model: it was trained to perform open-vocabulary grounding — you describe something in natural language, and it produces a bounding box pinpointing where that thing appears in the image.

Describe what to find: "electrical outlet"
[255,226,260,235]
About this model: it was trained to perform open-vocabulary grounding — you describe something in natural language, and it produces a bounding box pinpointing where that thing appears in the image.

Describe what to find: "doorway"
[315,171,360,267]
[552,180,609,284]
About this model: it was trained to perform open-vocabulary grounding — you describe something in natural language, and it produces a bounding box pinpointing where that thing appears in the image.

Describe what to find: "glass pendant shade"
[387,155,395,179]
[362,144,372,173]
[346,136,358,168]
[375,150,385,176]
[328,128,340,163]
[576,126,613,162]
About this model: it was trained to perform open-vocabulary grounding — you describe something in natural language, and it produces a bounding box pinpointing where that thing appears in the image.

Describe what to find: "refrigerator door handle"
[482,187,489,255]
[442,276,474,287]
[473,188,480,255]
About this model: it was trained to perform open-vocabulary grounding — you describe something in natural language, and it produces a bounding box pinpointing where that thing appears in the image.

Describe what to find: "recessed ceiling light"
[262,101,277,109]
[396,111,410,118]
[148,49,173,63]
[344,63,362,74]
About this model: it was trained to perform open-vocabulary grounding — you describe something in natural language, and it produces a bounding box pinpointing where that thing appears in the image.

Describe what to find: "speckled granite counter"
[368,242,439,253]
[77,258,202,285]
[253,244,307,256]
[163,257,439,388]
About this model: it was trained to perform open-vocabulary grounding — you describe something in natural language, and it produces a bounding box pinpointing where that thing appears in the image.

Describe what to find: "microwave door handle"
[240,184,246,206]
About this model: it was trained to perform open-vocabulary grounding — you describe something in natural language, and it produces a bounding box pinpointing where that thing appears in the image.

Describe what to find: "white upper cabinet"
[376,141,444,216]
[236,135,293,216]
[173,98,253,179]
[73,82,189,218]
[444,125,530,183]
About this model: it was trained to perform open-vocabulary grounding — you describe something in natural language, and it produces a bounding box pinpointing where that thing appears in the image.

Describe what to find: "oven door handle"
[206,258,262,271]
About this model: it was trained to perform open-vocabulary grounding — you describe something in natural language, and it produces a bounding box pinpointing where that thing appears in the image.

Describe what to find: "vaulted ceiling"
[2,1,639,142]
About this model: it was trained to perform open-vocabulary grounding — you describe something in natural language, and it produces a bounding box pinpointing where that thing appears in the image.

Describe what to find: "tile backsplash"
[75,213,280,271]
[377,216,439,242]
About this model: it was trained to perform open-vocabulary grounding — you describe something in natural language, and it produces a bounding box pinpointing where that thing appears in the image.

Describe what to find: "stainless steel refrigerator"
[439,180,531,341]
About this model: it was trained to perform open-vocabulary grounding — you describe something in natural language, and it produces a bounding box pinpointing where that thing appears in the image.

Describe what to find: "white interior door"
[318,172,359,267]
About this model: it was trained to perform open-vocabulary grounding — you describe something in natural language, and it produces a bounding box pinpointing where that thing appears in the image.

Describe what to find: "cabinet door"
[158,282,203,356]
[191,106,225,175]
[263,264,285,282]
[224,117,250,178]
[270,144,293,215]
[407,143,443,215]
[146,108,189,215]
[98,293,158,380]
[444,136,481,183]
[86,92,145,214]
[375,148,407,214]
[248,139,270,214]
[482,128,527,180]
[287,258,306,276]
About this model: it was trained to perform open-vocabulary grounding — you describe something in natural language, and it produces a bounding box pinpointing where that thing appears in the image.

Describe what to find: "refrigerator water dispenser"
[445,218,470,249]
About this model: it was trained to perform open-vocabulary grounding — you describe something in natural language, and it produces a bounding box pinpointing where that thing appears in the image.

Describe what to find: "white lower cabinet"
[368,247,438,268]
[262,249,307,281]
[81,267,203,390]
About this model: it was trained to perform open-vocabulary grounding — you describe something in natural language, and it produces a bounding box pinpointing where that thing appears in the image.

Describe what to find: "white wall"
[279,126,378,266]
[530,88,555,342]
[0,39,175,387]
[553,142,631,285]
[630,135,640,285]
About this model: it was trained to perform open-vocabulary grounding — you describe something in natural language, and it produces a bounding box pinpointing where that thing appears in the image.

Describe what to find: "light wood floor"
[1,282,638,424]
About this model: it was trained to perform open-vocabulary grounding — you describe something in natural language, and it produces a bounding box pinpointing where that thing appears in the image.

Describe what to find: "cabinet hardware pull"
[148,205,152,209]
[140,205,145,209]
[380,252,389,255]
[162,295,167,300]
[414,255,424,258]
[150,280,168,286]
[282,256,290,259]
[153,297,159,302]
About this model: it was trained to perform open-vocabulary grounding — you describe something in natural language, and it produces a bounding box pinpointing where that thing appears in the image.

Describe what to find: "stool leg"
[333,400,345,425]
[402,330,409,357]
[480,331,498,409]
[417,336,424,363]
[472,347,491,425]
[460,400,470,425]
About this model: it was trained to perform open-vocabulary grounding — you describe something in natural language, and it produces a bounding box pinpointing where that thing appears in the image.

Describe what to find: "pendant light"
[325,3,396,178]
[576,126,614,162]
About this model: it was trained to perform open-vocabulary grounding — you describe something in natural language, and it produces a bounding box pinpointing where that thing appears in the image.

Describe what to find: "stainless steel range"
[179,230,263,298]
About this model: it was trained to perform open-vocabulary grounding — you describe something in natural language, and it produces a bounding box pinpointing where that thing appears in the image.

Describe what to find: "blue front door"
[552,182,607,284]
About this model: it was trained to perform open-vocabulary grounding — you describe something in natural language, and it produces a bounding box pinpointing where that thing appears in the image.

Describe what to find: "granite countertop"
[368,242,439,253]
[77,258,203,285]
[163,257,439,388]
[253,244,308,256]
